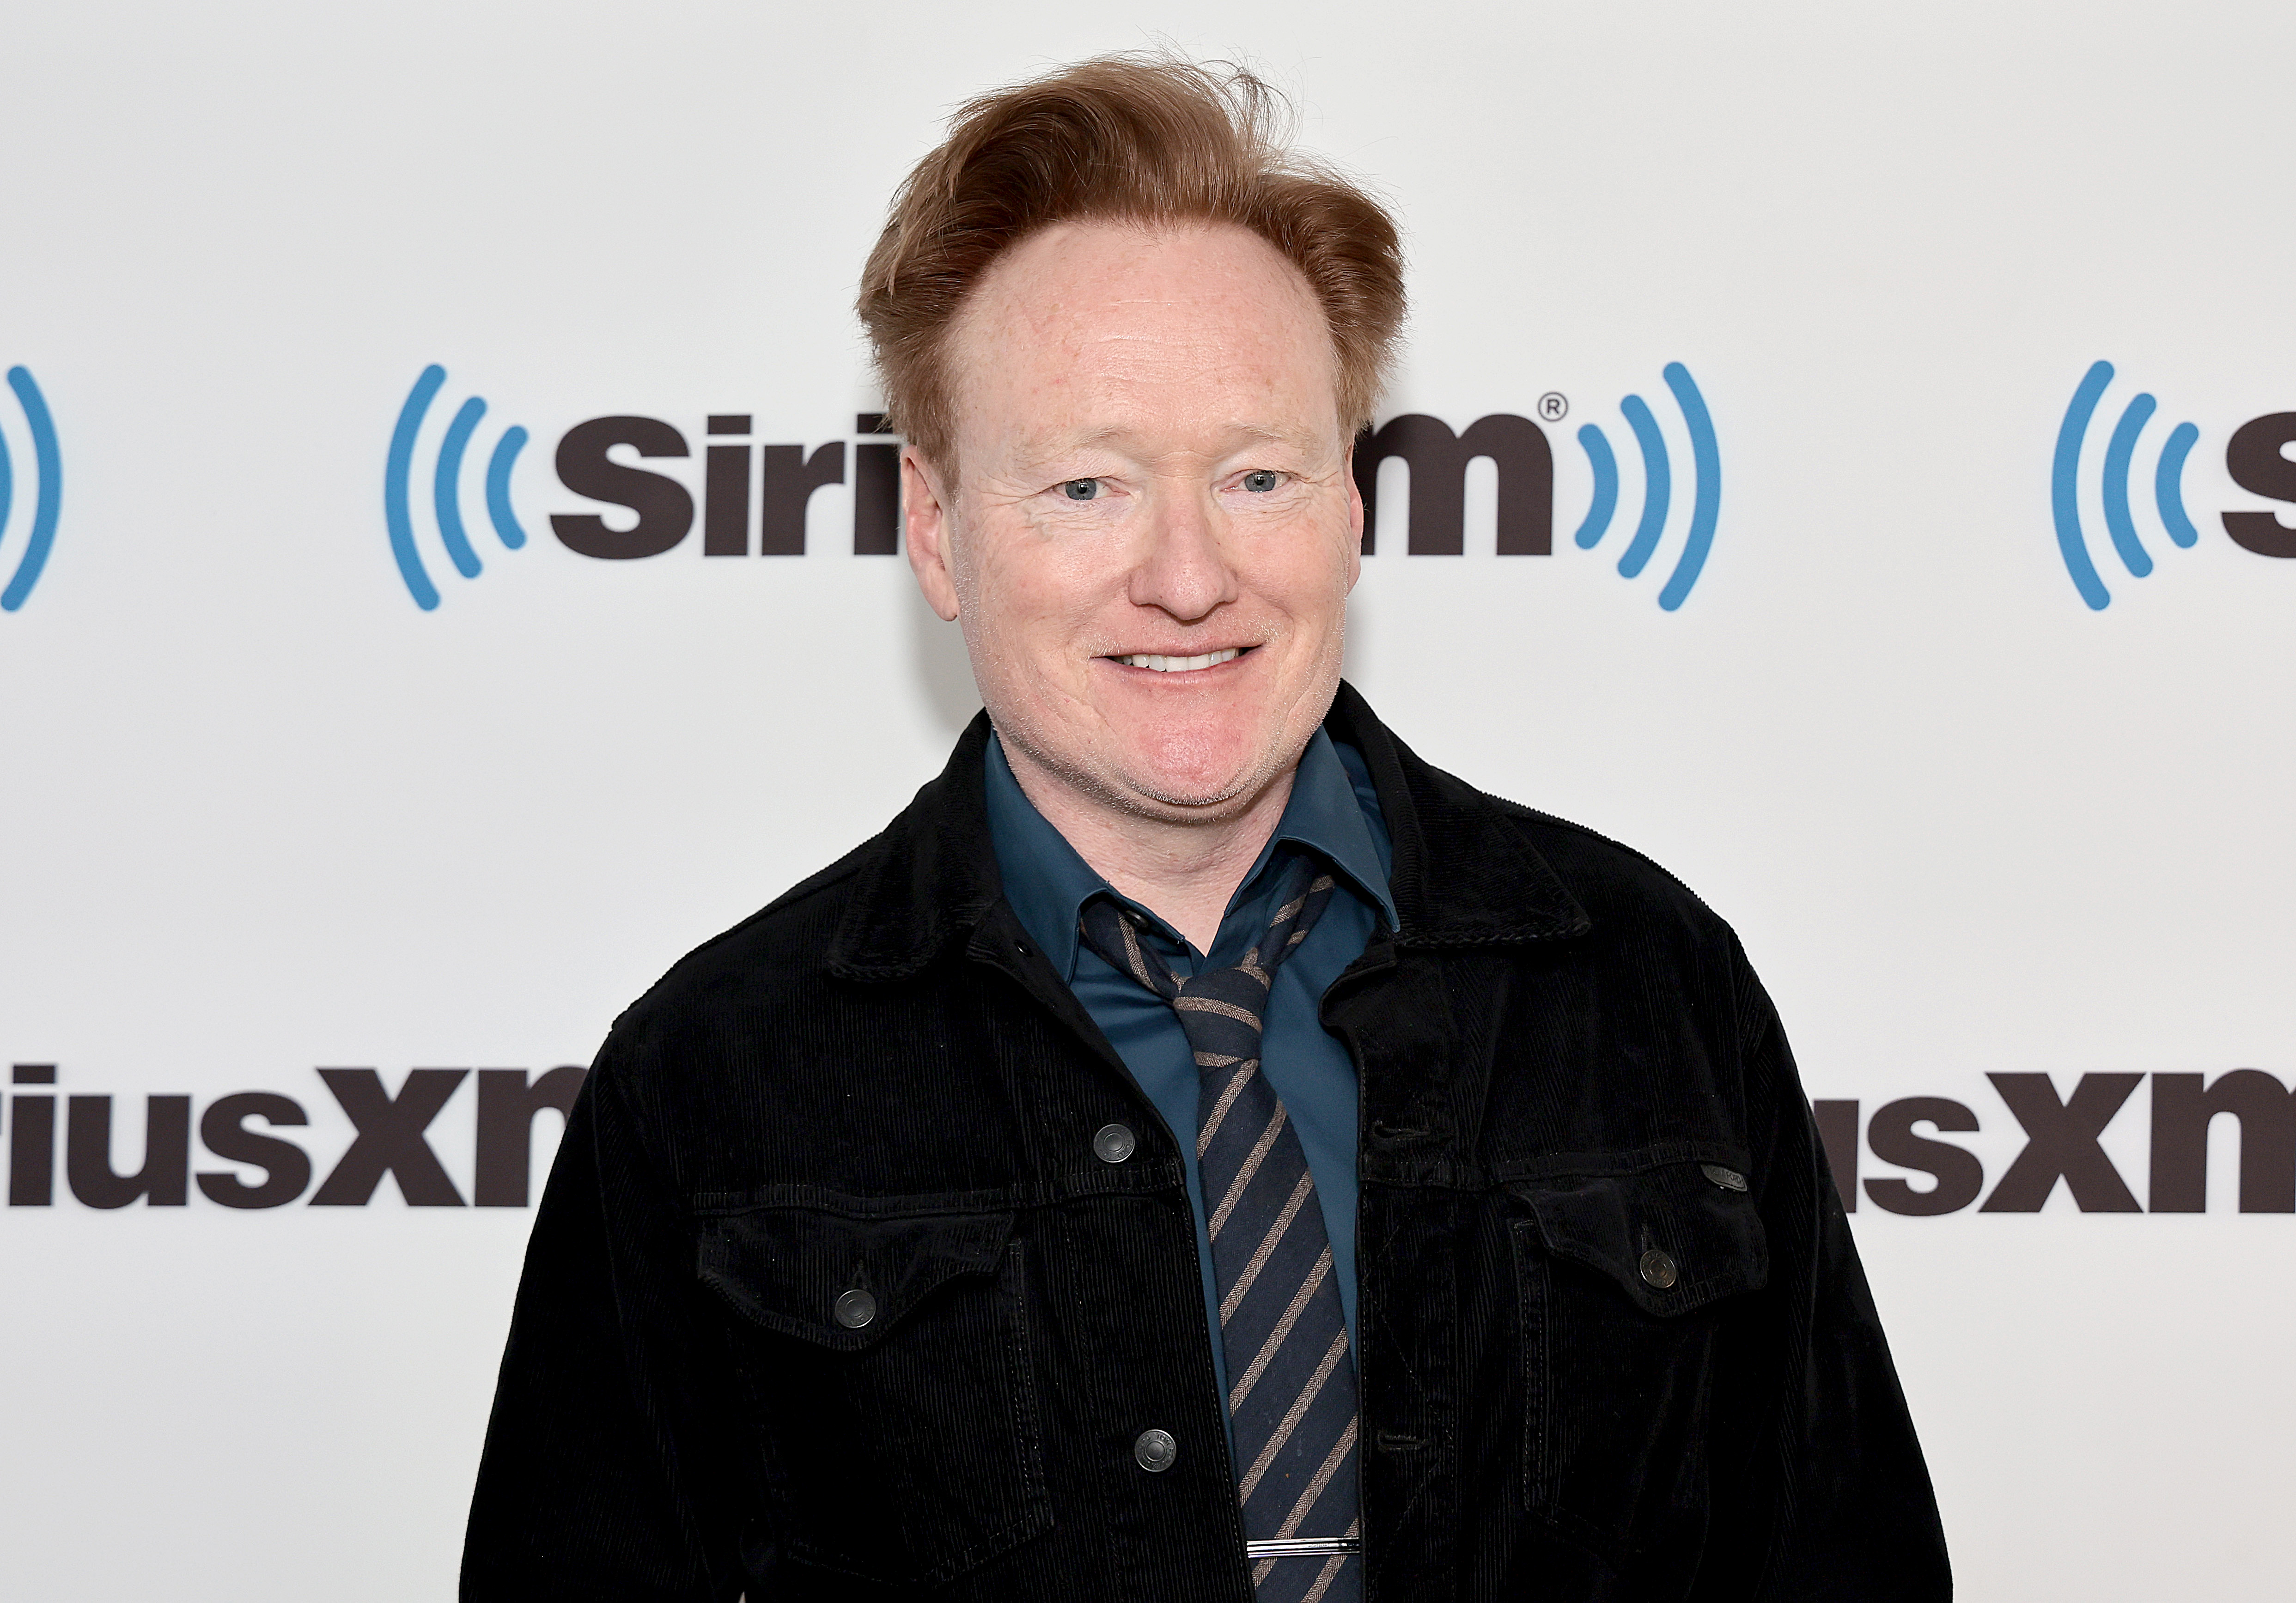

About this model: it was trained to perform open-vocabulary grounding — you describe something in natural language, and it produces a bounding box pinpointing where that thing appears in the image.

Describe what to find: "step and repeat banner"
[2,2,2290,1598]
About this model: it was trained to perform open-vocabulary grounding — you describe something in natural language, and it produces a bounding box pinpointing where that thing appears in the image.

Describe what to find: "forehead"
[944,220,1341,456]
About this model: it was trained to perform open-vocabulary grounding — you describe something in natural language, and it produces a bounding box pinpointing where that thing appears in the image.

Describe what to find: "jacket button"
[1133,1428,1178,1473]
[1700,1163,1748,1192]
[834,1288,877,1330]
[1093,1123,1137,1164]
[1639,1249,1679,1290]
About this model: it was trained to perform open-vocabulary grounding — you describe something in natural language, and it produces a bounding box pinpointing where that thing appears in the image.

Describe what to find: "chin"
[1115,716,1282,812]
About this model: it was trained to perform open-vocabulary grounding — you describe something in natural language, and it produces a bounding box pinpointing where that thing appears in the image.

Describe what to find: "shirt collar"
[984,725,1397,983]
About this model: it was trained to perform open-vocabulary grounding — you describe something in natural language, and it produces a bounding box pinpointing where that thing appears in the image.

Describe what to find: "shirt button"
[834,1288,877,1330]
[1639,1250,1679,1290]
[1092,1123,1137,1164]
[1133,1428,1178,1473]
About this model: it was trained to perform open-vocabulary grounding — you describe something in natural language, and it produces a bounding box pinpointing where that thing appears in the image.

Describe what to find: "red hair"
[857,53,1406,464]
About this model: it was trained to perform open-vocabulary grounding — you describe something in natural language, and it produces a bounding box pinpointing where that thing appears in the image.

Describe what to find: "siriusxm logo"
[1816,1067,2296,1216]
[1354,362,1720,609]
[382,364,901,609]
[0,365,61,613]
[384,364,534,611]
[6,1060,581,1210]
[386,362,1721,610]
[2052,359,2296,610]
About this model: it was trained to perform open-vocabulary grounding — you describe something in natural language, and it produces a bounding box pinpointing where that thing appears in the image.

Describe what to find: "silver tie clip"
[1244,1536,1363,1559]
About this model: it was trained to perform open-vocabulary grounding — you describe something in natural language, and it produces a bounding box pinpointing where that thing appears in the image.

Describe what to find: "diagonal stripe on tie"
[1229,1249,1334,1414]
[1222,1171,1318,1323]
[1236,1325,1348,1499]
[1208,1105,1292,1239]
[1197,1064,1259,1153]
[1079,858,1359,1603]
[1276,1416,1358,1538]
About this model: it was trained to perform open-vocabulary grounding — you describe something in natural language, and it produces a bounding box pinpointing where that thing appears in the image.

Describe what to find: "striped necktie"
[1078,857,1362,1603]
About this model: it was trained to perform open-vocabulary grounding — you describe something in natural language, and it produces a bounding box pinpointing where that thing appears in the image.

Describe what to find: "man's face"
[905,220,1362,824]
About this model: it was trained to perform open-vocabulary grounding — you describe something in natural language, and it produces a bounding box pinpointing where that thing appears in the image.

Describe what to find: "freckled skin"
[902,222,1364,946]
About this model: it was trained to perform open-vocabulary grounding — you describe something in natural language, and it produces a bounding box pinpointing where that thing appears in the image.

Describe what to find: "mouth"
[1105,646,1248,674]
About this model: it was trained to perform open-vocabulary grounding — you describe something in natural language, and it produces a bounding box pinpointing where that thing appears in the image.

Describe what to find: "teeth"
[1115,648,1242,673]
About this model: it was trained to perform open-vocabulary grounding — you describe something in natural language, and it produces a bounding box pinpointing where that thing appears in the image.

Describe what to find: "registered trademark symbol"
[1538,392,1568,422]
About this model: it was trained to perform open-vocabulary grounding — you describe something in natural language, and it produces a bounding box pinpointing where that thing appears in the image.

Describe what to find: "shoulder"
[1334,684,1741,958]
[1490,790,1734,943]
[587,714,999,1123]
[1457,778,1774,1061]
[1395,729,1739,951]
[601,829,885,1060]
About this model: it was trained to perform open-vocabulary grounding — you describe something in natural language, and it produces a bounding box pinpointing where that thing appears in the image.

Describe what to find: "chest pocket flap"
[1519,1161,1768,1316]
[692,1203,1047,1587]
[698,1206,1017,1349]
[1507,1160,1771,1560]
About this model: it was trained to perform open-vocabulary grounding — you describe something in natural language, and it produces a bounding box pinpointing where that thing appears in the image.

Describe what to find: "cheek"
[965,528,1107,669]
[1254,518,1358,630]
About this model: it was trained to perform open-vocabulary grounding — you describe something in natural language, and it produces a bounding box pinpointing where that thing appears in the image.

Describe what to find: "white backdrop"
[3,2,2293,1597]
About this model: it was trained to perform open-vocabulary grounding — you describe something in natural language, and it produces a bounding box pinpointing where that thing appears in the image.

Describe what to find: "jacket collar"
[1322,680,1590,949]
[826,681,1589,982]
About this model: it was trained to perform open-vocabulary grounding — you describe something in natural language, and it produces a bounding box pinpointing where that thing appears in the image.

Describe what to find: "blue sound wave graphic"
[0,366,61,612]
[1570,362,1719,610]
[1572,425,1617,550]
[384,364,530,610]
[2052,360,2200,610]
[1614,395,1671,580]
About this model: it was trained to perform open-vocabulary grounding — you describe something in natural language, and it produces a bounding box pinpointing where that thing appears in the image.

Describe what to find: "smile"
[1108,648,1245,673]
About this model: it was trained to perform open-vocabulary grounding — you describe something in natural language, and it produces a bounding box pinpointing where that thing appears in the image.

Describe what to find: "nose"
[1126,484,1238,623]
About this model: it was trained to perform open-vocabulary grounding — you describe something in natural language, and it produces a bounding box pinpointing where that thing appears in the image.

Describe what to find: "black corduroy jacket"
[463,684,1950,1601]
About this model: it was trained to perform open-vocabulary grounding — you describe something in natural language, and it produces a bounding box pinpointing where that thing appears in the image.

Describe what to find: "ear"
[1342,437,1364,591]
[902,449,961,622]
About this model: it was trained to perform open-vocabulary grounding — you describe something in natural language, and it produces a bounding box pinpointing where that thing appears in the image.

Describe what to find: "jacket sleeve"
[461,1037,748,1601]
[1700,948,1953,1601]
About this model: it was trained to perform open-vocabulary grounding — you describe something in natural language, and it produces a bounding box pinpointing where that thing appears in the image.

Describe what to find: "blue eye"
[1060,479,1099,500]
[1242,470,1281,493]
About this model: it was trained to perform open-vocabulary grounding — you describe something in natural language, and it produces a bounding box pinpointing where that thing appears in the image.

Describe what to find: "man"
[464,55,1949,1603]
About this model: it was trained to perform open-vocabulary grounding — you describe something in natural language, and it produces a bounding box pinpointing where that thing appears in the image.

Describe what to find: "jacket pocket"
[1509,1160,1769,1564]
[697,1204,1052,1587]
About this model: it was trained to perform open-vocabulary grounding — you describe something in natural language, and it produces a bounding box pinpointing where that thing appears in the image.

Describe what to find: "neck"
[1001,741,1298,953]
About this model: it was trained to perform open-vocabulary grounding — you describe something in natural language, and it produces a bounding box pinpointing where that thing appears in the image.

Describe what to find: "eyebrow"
[1012,422,1326,465]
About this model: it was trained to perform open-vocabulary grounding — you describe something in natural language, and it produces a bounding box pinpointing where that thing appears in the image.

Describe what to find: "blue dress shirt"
[983,727,1395,1408]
